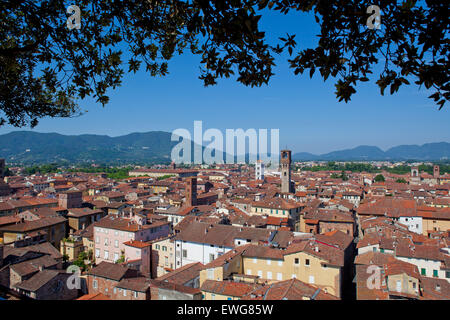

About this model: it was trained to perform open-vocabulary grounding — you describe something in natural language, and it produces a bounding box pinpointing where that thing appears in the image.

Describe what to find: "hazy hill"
[293,143,450,161]
[0,131,448,164]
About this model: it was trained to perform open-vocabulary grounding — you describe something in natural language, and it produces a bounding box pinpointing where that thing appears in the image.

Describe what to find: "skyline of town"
[0,0,448,308]
[0,155,449,302]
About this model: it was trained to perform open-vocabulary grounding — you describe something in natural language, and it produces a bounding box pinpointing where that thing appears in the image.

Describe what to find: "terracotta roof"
[89,261,136,281]
[14,269,65,292]
[67,208,103,218]
[149,279,201,295]
[115,277,151,292]
[94,215,168,232]
[77,293,110,300]
[303,209,354,223]
[395,243,447,262]
[383,260,420,278]
[420,277,450,300]
[123,240,152,248]
[175,220,292,248]
[243,278,339,300]
[417,206,450,220]
[156,262,203,286]
[284,239,345,267]
[10,255,58,277]
[0,215,21,226]
[201,280,259,297]
[0,216,66,233]
[357,198,417,218]
[354,251,398,266]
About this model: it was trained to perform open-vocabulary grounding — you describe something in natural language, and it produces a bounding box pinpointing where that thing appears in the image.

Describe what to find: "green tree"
[330,173,340,179]
[157,174,175,180]
[3,167,12,176]
[374,174,385,182]
[116,250,125,264]
[1,1,448,127]
[396,178,407,183]
[62,253,70,263]
[73,251,88,271]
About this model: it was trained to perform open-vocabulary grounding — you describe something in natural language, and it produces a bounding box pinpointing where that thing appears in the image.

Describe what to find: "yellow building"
[418,207,450,235]
[0,216,67,249]
[250,198,303,219]
[249,198,303,231]
[149,182,171,194]
[60,236,84,261]
[199,240,345,299]
[152,235,176,277]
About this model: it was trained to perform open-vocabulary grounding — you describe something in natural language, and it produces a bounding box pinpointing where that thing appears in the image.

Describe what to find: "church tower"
[280,150,293,193]
[434,165,440,178]
[185,177,197,206]
[411,166,420,185]
[255,160,265,181]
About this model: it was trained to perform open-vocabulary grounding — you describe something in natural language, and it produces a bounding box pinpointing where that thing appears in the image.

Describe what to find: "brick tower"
[434,165,440,178]
[280,150,293,193]
[186,177,197,206]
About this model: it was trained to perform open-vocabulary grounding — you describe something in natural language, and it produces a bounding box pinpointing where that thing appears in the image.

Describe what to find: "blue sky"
[0,9,448,154]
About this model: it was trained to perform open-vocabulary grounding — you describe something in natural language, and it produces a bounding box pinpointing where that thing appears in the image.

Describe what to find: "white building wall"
[398,216,422,234]
[358,244,380,255]
[174,240,232,268]
[396,256,448,282]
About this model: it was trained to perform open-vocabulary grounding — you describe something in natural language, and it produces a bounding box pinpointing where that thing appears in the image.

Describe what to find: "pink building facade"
[94,215,171,267]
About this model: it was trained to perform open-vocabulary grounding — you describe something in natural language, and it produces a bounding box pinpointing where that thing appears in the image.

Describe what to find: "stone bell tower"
[185,177,197,207]
[280,150,293,193]
[433,165,440,178]
[411,166,420,185]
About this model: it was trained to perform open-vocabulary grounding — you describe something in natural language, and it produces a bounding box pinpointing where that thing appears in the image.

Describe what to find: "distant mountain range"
[0,131,177,165]
[0,131,449,165]
[293,143,450,161]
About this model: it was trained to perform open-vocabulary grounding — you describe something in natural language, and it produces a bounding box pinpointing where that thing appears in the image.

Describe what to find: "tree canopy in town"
[1,0,448,127]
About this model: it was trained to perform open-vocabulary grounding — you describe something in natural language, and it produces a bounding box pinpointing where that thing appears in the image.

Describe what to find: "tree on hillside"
[374,174,385,182]
[341,170,349,181]
[1,1,448,127]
